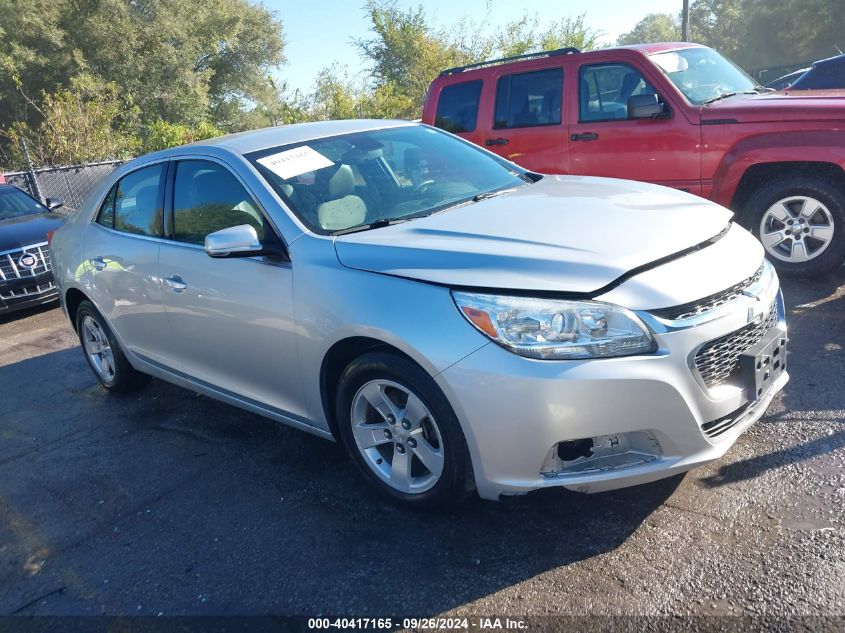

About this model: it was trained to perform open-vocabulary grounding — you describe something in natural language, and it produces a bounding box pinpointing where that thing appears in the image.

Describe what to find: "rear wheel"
[76,300,149,393]
[335,352,474,508]
[744,176,845,276]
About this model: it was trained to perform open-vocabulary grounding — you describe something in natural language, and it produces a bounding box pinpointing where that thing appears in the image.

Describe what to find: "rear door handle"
[485,138,510,146]
[91,257,107,271]
[165,275,187,293]
[570,132,599,142]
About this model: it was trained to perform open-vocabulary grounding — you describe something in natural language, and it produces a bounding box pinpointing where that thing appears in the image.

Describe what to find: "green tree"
[688,0,844,70]
[2,75,138,166]
[0,0,286,164]
[617,13,681,46]
[495,13,602,57]
[139,120,225,154]
[355,1,485,119]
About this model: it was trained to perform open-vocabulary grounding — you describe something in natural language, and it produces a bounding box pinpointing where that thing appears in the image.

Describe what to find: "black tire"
[742,176,845,277]
[75,300,150,393]
[335,351,475,508]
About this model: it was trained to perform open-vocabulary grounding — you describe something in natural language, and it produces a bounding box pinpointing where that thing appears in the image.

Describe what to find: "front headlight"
[452,291,657,360]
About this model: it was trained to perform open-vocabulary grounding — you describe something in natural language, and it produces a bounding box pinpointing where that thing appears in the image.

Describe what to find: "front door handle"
[165,275,187,293]
[485,137,510,146]
[570,132,599,142]
[91,257,107,271]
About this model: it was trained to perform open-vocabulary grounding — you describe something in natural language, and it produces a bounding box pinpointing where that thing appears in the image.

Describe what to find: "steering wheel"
[413,180,436,195]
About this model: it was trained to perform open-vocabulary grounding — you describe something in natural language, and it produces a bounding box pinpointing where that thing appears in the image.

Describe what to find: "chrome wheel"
[350,379,444,494]
[81,315,115,383]
[759,196,835,263]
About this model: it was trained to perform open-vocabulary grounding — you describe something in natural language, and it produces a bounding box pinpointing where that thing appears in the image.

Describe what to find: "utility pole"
[682,0,691,41]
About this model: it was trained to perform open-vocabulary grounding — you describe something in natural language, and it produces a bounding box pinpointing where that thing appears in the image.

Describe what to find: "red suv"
[423,43,845,275]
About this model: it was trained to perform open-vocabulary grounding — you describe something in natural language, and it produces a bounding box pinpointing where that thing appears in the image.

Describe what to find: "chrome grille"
[694,301,779,388]
[0,242,52,281]
[651,264,764,321]
[0,280,56,301]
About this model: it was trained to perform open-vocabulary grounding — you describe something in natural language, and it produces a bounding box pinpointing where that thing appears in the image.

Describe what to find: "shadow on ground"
[0,346,680,615]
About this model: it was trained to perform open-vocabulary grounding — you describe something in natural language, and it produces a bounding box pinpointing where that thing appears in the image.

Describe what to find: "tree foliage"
[689,0,844,70]
[0,0,284,167]
[616,14,681,46]
[2,75,139,166]
[337,1,600,121]
[494,14,602,57]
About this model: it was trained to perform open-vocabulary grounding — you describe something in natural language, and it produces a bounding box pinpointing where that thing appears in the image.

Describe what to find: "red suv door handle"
[571,132,599,142]
[485,138,510,146]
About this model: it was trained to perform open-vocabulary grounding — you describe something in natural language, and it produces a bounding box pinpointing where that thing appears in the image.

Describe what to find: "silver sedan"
[50,120,788,507]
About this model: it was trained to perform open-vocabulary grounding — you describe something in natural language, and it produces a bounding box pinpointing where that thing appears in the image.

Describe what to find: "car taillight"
[47,230,56,245]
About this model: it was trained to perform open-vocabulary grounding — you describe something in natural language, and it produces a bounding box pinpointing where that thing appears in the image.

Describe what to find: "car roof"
[167,119,415,158]
[614,42,705,55]
[432,42,705,81]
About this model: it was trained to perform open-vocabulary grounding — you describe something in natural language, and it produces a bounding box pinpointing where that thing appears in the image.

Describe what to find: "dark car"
[788,54,845,90]
[764,68,809,91]
[0,184,65,314]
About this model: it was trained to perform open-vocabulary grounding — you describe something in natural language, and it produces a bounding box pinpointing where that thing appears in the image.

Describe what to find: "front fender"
[709,130,845,207]
[290,237,488,430]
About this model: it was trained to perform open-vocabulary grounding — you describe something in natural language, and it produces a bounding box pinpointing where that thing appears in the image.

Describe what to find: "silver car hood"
[333,175,733,294]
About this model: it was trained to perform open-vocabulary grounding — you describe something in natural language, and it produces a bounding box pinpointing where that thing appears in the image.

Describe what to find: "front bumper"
[436,290,788,501]
[0,273,58,313]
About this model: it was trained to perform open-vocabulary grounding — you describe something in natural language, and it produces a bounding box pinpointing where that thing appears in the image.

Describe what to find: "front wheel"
[335,352,474,508]
[75,300,150,393]
[744,176,845,276]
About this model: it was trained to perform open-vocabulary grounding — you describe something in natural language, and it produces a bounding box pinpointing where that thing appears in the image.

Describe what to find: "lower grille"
[694,301,779,388]
[701,402,753,438]
[0,280,56,301]
[0,243,52,281]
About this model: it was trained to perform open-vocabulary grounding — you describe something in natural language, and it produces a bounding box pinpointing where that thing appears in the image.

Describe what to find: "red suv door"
[478,66,569,174]
[567,59,701,194]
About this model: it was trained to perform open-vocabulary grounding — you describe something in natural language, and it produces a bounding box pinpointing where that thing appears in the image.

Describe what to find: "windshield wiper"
[703,92,738,104]
[472,187,518,202]
[332,217,414,236]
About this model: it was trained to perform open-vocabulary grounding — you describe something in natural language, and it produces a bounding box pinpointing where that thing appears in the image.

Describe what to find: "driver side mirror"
[627,94,668,119]
[45,197,64,210]
[204,224,289,260]
[204,224,264,258]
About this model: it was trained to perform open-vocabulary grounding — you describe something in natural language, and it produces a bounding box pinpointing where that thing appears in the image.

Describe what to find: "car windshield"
[246,125,531,234]
[0,187,48,220]
[649,47,759,105]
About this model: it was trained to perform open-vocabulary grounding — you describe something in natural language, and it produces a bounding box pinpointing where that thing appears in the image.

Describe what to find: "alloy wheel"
[350,379,445,494]
[81,315,116,383]
[759,195,835,263]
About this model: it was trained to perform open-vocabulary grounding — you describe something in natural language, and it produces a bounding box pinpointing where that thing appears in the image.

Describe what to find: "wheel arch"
[707,130,845,209]
[64,287,90,332]
[730,161,845,223]
[319,336,419,440]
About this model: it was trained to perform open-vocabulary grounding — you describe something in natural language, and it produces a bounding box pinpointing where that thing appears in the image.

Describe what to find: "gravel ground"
[0,270,843,618]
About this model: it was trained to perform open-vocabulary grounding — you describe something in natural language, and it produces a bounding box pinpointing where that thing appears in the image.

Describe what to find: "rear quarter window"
[434,80,483,133]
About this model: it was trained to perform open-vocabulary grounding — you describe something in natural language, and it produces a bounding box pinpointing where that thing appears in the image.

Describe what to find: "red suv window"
[434,80,483,133]
[579,63,656,122]
[494,68,563,129]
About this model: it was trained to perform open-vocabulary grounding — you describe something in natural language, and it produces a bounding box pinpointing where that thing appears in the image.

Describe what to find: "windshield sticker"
[256,146,334,180]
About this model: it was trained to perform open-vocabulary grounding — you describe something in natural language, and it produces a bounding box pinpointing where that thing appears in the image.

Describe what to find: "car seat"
[315,165,367,231]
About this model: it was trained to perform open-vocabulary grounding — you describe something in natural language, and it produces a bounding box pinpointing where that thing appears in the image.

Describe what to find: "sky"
[263,0,682,94]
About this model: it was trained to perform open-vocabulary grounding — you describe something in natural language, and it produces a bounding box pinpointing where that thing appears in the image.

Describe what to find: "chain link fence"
[4,160,126,215]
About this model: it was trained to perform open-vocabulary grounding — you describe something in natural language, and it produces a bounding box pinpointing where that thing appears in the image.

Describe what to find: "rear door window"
[494,68,563,129]
[112,164,165,236]
[95,186,117,228]
[434,80,483,133]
